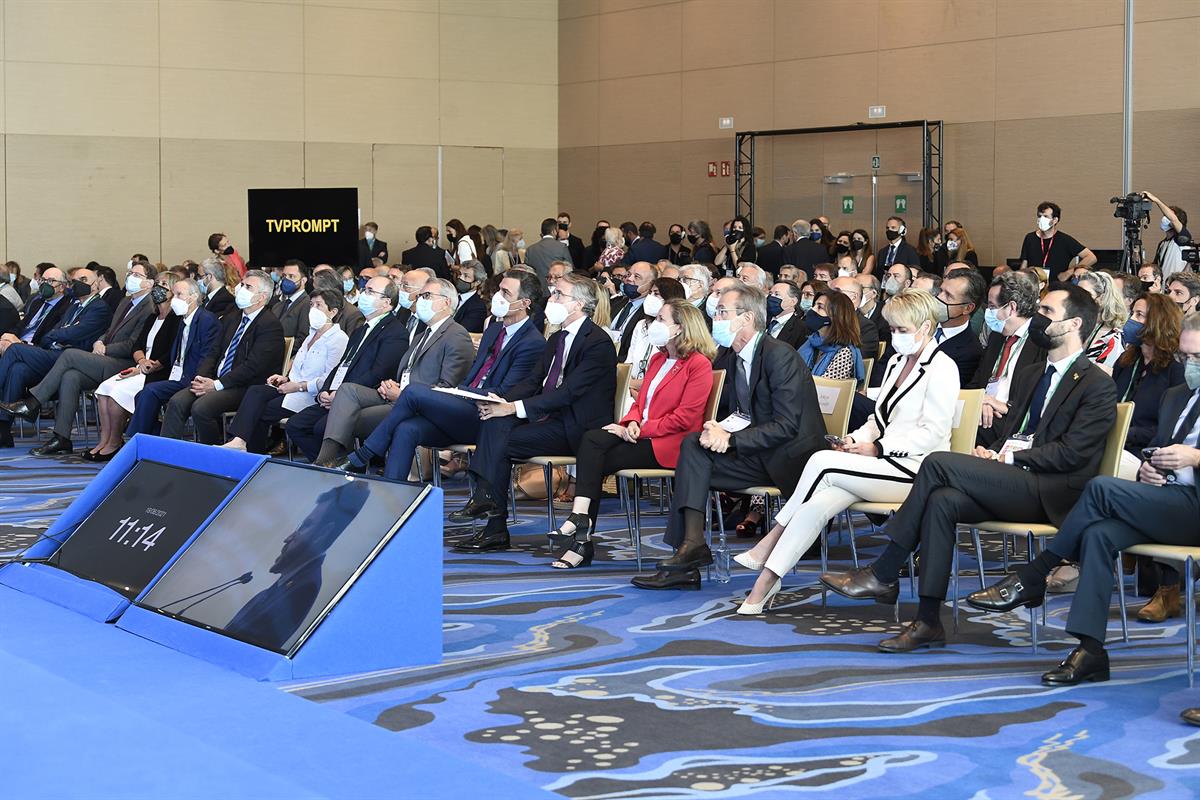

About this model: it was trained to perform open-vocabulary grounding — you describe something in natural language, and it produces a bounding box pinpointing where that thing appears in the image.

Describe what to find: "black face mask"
[669,232,683,246]
[221,245,234,256]
[686,233,698,245]
[1027,312,1064,350]
[455,279,473,293]
[835,242,850,254]
[150,285,170,305]
[804,309,830,334]
[446,233,457,242]
[850,239,865,251]
[71,280,91,299]
[885,229,901,242]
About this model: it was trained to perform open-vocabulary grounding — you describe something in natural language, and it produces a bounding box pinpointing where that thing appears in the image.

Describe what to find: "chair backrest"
[858,358,874,394]
[876,341,886,359]
[1100,401,1135,478]
[280,337,295,376]
[614,362,632,421]
[705,369,726,422]
[950,388,984,454]
[813,376,855,437]
[469,332,483,352]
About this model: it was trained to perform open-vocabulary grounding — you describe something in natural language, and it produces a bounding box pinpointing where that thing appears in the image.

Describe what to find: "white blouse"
[283,325,349,412]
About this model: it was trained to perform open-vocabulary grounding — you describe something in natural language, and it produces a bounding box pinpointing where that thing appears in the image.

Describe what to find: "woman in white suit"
[735,289,961,613]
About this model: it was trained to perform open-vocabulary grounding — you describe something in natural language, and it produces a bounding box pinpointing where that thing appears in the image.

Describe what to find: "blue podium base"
[0,562,129,622]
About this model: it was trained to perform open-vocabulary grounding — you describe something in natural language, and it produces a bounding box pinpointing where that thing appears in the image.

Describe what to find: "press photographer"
[1143,190,1193,280]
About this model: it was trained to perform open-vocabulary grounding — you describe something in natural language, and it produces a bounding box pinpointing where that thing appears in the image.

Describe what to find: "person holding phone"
[734,289,960,614]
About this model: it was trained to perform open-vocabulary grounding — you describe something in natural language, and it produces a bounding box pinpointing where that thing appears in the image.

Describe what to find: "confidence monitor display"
[139,462,426,655]
[47,461,238,600]
[247,187,358,268]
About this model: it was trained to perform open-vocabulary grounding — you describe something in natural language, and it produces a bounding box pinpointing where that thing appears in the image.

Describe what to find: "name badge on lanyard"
[399,370,411,393]
[328,364,350,392]
[169,364,183,382]
[998,433,1034,461]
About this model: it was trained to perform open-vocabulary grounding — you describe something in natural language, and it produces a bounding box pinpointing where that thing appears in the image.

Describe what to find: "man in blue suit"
[621,221,668,266]
[127,278,222,437]
[285,276,410,461]
[0,266,112,447]
[332,270,546,480]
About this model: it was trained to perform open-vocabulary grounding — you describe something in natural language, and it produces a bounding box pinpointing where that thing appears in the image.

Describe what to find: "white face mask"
[126,259,135,272]
[308,307,329,329]
[891,331,922,356]
[642,294,664,317]
[490,292,511,318]
[234,285,255,309]
[1161,216,1173,232]
[946,239,960,252]
[365,231,375,241]
[170,297,189,317]
[681,281,693,299]
[705,293,720,318]
[125,274,145,293]
[646,320,675,348]
[1036,215,1054,233]
[516,238,527,250]
[837,268,851,278]
[544,299,570,326]
[415,296,438,323]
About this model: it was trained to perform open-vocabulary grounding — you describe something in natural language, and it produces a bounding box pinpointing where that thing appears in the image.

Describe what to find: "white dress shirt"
[769,311,794,338]
[516,314,585,419]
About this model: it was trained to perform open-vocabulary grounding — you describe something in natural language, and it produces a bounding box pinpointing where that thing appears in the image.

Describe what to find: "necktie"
[1022,364,1056,434]
[542,331,568,390]
[769,318,781,337]
[279,297,292,317]
[172,322,187,366]
[470,327,507,388]
[400,327,431,377]
[219,316,251,378]
[935,326,945,343]
[1169,390,1200,446]
[23,302,50,335]
[886,245,896,267]
[733,354,751,414]
[63,301,82,327]
[992,334,1019,381]
[612,303,631,331]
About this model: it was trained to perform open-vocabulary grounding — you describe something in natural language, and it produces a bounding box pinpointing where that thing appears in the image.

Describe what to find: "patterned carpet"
[4,425,1200,799]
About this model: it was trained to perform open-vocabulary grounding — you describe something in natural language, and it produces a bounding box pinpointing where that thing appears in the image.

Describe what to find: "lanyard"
[1039,233,1056,267]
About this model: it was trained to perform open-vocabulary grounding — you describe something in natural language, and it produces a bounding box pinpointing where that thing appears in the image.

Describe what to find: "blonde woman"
[493,229,523,273]
[598,227,626,268]
[1078,271,1128,373]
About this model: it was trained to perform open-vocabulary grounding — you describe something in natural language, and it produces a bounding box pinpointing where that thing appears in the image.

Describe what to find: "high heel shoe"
[547,513,590,549]
[733,551,765,571]
[737,579,782,615]
[735,516,762,538]
[551,538,594,570]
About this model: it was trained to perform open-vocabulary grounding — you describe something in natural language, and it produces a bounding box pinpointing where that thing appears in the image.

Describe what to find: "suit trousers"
[360,384,480,481]
[162,386,248,444]
[30,348,129,438]
[284,403,329,462]
[1046,477,1200,643]
[127,379,188,436]
[764,450,917,577]
[323,382,392,450]
[472,414,574,533]
[884,451,1047,599]
[0,344,60,422]
[227,384,292,453]
[574,430,659,527]
[664,433,777,549]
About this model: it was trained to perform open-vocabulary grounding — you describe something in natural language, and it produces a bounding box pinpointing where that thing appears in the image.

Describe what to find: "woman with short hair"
[1078,270,1129,372]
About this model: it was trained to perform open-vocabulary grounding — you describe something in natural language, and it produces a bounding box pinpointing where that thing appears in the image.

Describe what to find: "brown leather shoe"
[1137,584,1182,623]
[819,566,899,605]
[1181,707,1200,726]
[878,620,945,653]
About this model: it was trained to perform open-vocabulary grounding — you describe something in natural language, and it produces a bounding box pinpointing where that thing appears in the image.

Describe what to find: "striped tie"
[219,316,251,377]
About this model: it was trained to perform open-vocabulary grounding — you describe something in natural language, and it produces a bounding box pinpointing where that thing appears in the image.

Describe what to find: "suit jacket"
[619,350,712,468]
[357,237,388,268]
[337,299,365,336]
[102,293,156,360]
[876,239,920,268]
[100,286,123,313]
[137,313,183,385]
[991,353,1117,525]
[770,313,806,350]
[756,241,787,274]
[0,295,18,336]
[507,318,618,450]
[1151,385,1200,503]
[622,237,667,266]
[856,310,880,367]
[714,334,826,494]
[400,243,452,281]
[934,325,983,387]
[461,318,545,398]
[168,309,223,385]
[453,292,488,333]
[615,305,649,362]
[270,291,311,354]
[203,286,236,321]
[42,296,113,351]
[563,233,585,272]
[783,239,828,270]
[394,317,473,389]
[321,313,409,393]
[20,295,70,346]
[199,308,286,391]
[969,329,1047,390]
[1116,358,1185,452]
[524,237,573,282]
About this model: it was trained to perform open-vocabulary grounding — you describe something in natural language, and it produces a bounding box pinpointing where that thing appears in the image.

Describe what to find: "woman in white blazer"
[735,289,961,613]
[221,288,349,453]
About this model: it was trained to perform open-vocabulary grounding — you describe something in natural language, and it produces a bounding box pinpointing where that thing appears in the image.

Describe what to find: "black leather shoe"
[631,569,702,590]
[819,566,899,605]
[878,620,946,653]
[966,572,1045,613]
[449,497,500,523]
[0,397,40,423]
[452,529,510,552]
[0,428,13,449]
[92,448,120,463]
[1181,708,1200,726]
[328,457,366,475]
[659,542,713,571]
[30,434,73,457]
[1042,646,1109,685]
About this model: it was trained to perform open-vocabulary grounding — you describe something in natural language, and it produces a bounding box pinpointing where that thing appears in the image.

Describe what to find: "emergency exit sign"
[842,196,854,214]
[895,194,908,213]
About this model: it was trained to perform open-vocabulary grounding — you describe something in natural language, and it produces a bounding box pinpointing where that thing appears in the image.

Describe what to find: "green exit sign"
[841,196,854,214]
[895,194,908,213]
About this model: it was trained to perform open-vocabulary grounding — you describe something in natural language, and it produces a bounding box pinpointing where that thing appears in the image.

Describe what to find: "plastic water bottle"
[713,536,731,584]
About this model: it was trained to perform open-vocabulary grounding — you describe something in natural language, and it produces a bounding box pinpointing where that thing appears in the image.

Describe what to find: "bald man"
[830,276,879,367]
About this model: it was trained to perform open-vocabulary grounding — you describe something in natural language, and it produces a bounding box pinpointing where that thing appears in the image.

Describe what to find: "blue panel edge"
[0,562,129,622]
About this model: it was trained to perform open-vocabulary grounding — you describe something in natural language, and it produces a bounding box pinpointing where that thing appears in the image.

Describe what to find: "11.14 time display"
[108,517,166,551]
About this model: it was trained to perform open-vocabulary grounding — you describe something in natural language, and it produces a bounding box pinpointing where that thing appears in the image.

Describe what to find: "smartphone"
[824,434,844,448]
[1141,447,1158,460]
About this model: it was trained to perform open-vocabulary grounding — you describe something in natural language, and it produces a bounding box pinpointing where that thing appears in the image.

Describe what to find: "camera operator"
[1019,201,1097,282]
[1144,191,1192,281]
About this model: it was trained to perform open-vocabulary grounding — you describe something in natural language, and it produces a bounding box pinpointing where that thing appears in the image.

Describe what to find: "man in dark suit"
[127,279,223,436]
[285,277,409,461]
[766,280,806,349]
[453,260,488,333]
[400,226,452,281]
[877,216,920,269]
[633,284,826,589]
[757,225,791,275]
[556,212,586,271]
[611,261,658,361]
[333,271,546,480]
[94,265,124,313]
[783,220,828,272]
[5,262,158,455]
[968,318,1200,689]
[525,218,573,283]
[0,294,17,337]
[451,273,618,552]
[357,222,388,268]
[199,256,236,320]
[622,221,668,266]
[271,259,311,354]
[6,265,70,350]
[931,268,986,387]
[822,285,1116,652]
[160,270,285,445]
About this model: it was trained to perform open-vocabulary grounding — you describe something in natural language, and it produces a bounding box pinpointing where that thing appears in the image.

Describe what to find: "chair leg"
[1115,555,1130,645]
[509,465,519,522]
[952,530,960,632]
[1188,556,1196,689]
[632,478,646,573]
[973,528,987,590]
[430,448,442,488]
[819,524,829,608]
[847,511,860,568]
[627,478,642,572]
[1027,534,1038,655]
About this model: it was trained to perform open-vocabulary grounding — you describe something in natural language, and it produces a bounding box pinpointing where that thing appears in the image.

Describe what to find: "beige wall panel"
[681,63,773,138]
[1133,109,1200,212]
[560,0,601,19]
[596,142,681,235]
[680,138,741,229]
[600,0,677,13]
[597,4,681,80]
[681,0,773,71]
[440,81,557,148]
[773,53,878,129]
[441,0,557,20]
[441,16,557,85]
[305,1,438,11]
[766,135,827,232]
[303,5,438,78]
[7,135,159,267]
[7,62,158,138]
[1134,18,1200,112]
[597,73,681,145]
[443,146,504,231]
[559,15,600,84]
[878,0,996,49]
[559,81,600,149]
[160,139,304,265]
[371,144,438,250]
[993,115,1123,262]
[502,147,559,238]
[997,0,1123,36]
[1136,0,1200,21]
[995,27,1123,120]
[6,0,157,67]
[557,146,600,231]
[881,39,996,123]
[942,121,996,263]
[160,0,304,73]
[305,75,439,144]
[303,142,375,225]
[162,69,303,142]
[774,0,879,60]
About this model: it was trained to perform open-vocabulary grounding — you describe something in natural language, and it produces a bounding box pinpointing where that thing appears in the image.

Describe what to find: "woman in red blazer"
[548,299,716,569]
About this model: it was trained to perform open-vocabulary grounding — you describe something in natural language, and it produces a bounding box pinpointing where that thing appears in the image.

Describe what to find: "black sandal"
[551,539,594,570]
[547,513,591,549]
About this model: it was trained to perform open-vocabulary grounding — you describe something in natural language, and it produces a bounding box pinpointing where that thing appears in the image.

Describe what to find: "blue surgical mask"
[799,297,814,313]
[1186,362,1200,392]
[705,293,719,318]
[356,292,378,315]
[397,291,414,309]
[279,278,298,296]
[810,230,822,241]
[271,272,281,284]
[754,237,767,249]
[1161,216,1173,233]
[343,279,354,293]
[804,309,829,334]
[984,306,1007,334]
[415,296,437,323]
[621,282,641,300]
[1122,318,1144,347]
[712,319,735,348]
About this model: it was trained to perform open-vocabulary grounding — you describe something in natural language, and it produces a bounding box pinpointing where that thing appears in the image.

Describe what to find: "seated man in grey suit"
[272,259,311,354]
[313,278,474,467]
[3,262,159,456]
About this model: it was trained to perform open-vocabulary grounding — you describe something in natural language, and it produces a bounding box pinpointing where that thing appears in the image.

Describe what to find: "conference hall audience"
[357,221,388,268]
[784,220,828,273]
[93,265,124,314]
[198,257,235,320]
[1077,270,1128,372]
[1,260,30,307]
[686,220,718,265]
[525,218,573,283]
[556,212,586,271]
[402,226,452,281]
[611,261,658,360]
[597,227,626,269]
[1138,263,1163,295]
[622,278,686,399]
[945,226,980,268]
[798,291,864,382]
[622,221,666,266]
[312,267,365,335]
[1019,201,1097,282]
[493,228,524,273]
[828,276,880,363]
[208,232,246,279]
[756,226,790,274]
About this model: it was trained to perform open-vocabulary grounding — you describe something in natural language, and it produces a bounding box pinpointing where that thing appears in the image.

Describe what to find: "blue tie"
[63,301,82,326]
[219,316,250,377]
[1022,364,1056,434]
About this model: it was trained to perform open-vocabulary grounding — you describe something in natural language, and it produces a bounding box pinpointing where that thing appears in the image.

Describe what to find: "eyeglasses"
[1173,352,1200,367]
[713,306,742,319]
[361,287,385,298]
[418,291,445,301]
